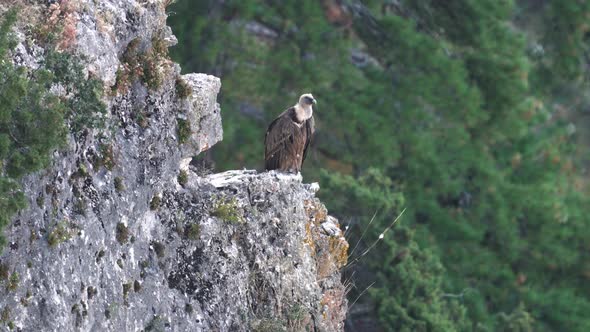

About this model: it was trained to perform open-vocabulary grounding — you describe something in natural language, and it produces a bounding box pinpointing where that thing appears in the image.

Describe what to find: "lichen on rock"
[0,0,348,331]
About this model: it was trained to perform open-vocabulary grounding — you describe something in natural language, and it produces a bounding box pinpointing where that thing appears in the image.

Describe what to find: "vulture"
[264,93,316,173]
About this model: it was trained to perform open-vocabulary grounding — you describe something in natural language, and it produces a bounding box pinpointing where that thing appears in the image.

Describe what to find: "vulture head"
[299,93,317,107]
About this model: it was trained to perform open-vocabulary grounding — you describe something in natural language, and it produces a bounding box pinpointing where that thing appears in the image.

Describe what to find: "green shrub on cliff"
[0,9,65,248]
[0,8,105,250]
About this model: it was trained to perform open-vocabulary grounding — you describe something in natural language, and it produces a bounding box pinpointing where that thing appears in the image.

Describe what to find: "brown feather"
[302,115,314,163]
[265,107,315,172]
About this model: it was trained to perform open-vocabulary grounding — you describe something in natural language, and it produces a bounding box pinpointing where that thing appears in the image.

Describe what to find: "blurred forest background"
[167,1,590,331]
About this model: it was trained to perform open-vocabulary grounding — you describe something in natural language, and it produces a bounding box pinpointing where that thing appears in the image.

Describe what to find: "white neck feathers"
[294,103,313,123]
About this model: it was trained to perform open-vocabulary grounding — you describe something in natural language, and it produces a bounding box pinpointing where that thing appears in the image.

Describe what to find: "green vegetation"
[151,241,165,258]
[113,34,170,94]
[96,249,105,263]
[177,170,188,186]
[114,177,124,192]
[0,307,9,323]
[285,303,307,330]
[122,282,132,298]
[169,0,590,330]
[184,223,200,240]
[94,144,115,171]
[73,197,87,216]
[0,263,8,281]
[115,223,129,245]
[150,195,161,210]
[87,286,97,300]
[144,315,166,332]
[251,318,285,332]
[369,225,470,330]
[71,165,88,181]
[6,272,18,291]
[43,49,106,132]
[211,196,242,224]
[0,8,105,250]
[29,229,38,243]
[0,9,64,249]
[113,38,140,94]
[47,221,74,247]
[0,264,18,292]
[135,111,149,129]
[20,290,31,307]
[175,76,192,99]
[177,118,191,144]
[122,282,132,306]
[133,280,141,293]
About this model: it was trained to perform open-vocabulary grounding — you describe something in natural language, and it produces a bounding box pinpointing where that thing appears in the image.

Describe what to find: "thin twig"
[348,210,379,258]
[343,216,354,237]
[441,288,476,299]
[345,208,406,269]
[348,281,376,312]
[343,271,357,296]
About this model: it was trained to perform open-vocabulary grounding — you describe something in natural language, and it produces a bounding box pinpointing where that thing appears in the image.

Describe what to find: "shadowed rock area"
[0,0,348,331]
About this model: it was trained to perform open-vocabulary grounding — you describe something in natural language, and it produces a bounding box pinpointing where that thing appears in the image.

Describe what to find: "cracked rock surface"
[0,0,348,331]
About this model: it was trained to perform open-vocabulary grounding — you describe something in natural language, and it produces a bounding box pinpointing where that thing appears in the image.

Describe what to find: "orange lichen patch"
[304,199,328,225]
[315,237,348,279]
[303,199,350,284]
[303,221,316,254]
[316,253,333,280]
[329,237,348,268]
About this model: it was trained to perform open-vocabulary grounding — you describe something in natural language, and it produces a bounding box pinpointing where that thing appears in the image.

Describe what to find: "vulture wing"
[264,109,298,170]
[301,115,315,163]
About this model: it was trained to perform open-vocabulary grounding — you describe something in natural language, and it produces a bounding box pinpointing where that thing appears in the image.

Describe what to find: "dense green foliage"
[0,8,105,250]
[0,9,64,248]
[168,0,590,330]
[369,226,471,331]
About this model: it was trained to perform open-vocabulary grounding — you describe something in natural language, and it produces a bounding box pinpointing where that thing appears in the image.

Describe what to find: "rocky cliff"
[0,1,348,331]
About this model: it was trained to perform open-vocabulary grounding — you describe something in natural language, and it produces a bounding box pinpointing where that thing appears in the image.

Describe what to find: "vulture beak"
[312,99,317,105]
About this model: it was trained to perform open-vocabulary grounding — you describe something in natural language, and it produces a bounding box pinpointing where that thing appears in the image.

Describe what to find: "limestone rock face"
[0,0,347,331]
